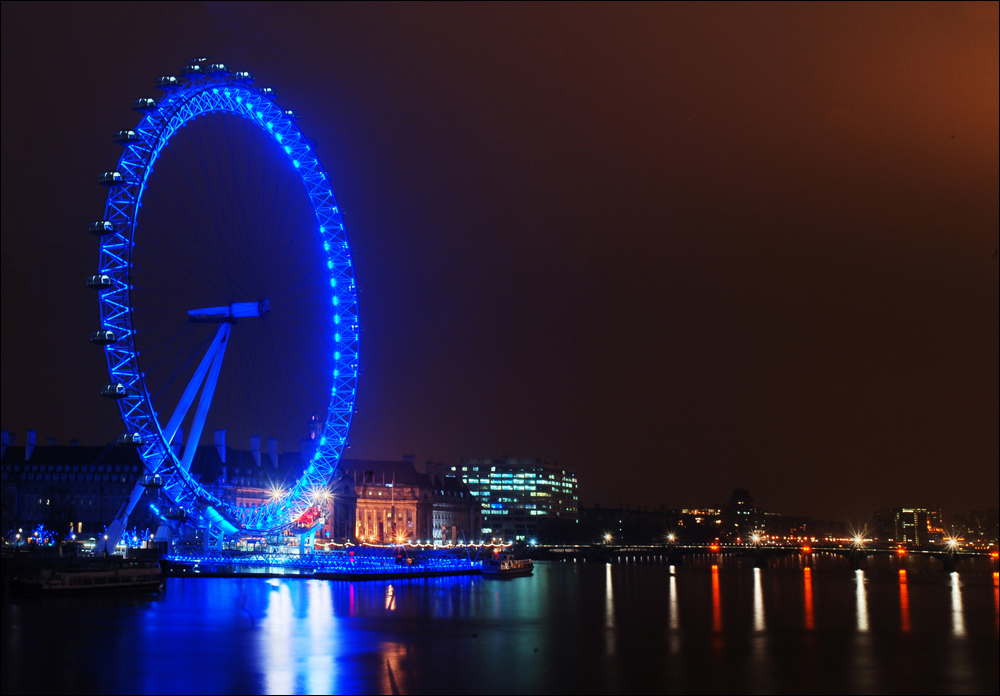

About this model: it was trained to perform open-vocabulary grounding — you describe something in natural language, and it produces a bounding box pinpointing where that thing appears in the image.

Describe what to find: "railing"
[165,547,480,575]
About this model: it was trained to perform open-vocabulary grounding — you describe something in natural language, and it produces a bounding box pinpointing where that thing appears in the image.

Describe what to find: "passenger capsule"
[140,474,164,489]
[189,56,209,65]
[284,109,299,121]
[207,63,228,75]
[89,220,117,236]
[87,274,114,290]
[180,63,203,79]
[156,76,180,90]
[132,97,157,112]
[117,432,143,446]
[103,383,128,399]
[231,71,254,83]
[98,171,124,186]
[90,330,118,345]
[259,87,276,98]
[113,130,141,145]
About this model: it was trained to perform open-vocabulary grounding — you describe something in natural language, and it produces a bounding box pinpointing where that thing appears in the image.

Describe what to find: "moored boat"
[481,553,533,577]
[10,559,164,594]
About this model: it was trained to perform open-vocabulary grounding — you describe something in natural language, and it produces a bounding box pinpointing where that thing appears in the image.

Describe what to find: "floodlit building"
[0,433,479,547]
[188,444,357,544]
[340,458,481,544]
[453,457,579,541]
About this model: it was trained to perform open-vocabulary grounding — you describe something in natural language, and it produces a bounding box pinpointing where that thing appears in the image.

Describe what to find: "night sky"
[1,2,997,522]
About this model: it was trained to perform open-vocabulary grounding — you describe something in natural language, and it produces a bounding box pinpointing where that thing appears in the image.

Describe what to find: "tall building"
[893,508,930,546]
[453,457,579,541]
[721,488,763,540]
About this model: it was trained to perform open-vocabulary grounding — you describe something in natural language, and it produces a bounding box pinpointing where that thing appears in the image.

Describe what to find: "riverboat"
[481,553,534,577]
[10,559,164,594]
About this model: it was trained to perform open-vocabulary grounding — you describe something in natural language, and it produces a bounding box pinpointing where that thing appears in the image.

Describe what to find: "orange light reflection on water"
[994,572,999,634]
[711,564,721,632]
[803,567,814,631]
[899,570,911,633]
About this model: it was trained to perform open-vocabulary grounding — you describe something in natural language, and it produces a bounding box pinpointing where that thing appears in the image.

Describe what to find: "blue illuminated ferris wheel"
[89,58,359,551]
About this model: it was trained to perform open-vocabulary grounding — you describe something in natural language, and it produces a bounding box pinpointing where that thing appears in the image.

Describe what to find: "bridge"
[526,542,999,572]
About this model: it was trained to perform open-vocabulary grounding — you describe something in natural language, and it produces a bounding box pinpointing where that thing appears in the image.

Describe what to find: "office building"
[453,457,579,541]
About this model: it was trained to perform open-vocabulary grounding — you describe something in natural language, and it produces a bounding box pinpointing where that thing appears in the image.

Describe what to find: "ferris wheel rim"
[95,64,359,536]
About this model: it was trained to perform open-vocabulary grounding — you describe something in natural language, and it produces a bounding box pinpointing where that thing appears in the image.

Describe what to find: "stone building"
[341,458,481,544]
[1,441,152,538]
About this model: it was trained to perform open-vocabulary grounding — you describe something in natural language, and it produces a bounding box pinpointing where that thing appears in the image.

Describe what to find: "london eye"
[89,58,359,551]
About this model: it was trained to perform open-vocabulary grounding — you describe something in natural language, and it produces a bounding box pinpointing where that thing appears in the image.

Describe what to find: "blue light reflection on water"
[2,561,998,694]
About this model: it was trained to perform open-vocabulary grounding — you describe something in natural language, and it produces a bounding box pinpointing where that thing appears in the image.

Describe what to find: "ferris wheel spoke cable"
[261,316,330,414]
[157,127,234,292]
[147,333,213,416]
[139,171,232,303]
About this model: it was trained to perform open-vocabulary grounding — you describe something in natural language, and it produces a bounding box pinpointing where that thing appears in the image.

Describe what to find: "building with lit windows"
[893,507,930,546]
[721,488,763,539]
[452,457,579,541]
[1,441,151,537]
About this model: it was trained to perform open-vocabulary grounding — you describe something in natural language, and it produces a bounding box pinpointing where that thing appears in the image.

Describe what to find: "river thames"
[3,558,998,694]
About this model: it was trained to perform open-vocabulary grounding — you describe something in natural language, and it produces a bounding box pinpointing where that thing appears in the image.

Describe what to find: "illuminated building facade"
[453,457,579,541]
[188,444,357,543]
[341,459,481,544]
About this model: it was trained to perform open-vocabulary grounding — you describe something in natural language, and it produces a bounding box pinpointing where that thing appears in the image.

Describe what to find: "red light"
[896,547,908,557]
[802,545,812,554]
[990,551,999,559]
[709,544,720,552]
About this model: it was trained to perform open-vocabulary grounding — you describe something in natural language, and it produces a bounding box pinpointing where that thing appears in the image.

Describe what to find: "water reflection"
[711,564,721,632]
[261,581,296,694]
[4,564,999,695]
[950,573,965,637]
[307,581,335,694]
[668,569,680,631]
[855,570,868,632]
[753,568,765,632]
[803,567,814,631]
[605,563,615,655]
[899,570,911,633]
[995,572,999,635]
[667,567,682,658]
